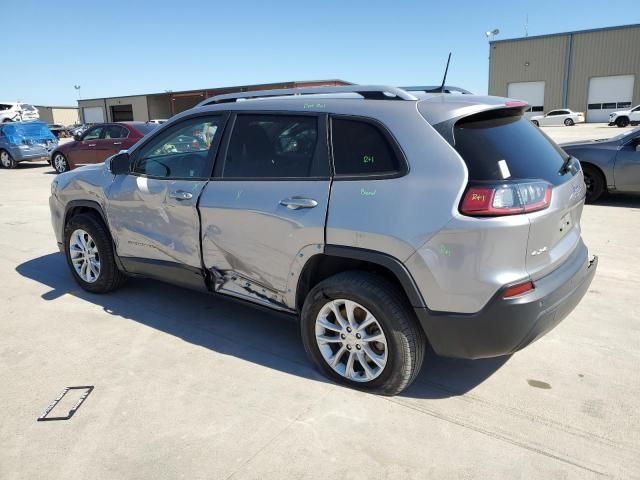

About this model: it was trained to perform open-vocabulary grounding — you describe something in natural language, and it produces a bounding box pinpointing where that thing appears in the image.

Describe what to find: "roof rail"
[402,85,472,95]
[197,85,418,106]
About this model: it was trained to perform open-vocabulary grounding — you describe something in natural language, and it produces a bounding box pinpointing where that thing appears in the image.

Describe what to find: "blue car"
[0,121,57,169]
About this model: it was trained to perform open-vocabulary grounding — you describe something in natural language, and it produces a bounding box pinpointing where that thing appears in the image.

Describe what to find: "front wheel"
[616,117,630,128]
[64,213,126,293]
[301,271,426,396]
[564,118,574,126]
[52,152,69,173]
[531,120,539,127]
[0,149,16,169]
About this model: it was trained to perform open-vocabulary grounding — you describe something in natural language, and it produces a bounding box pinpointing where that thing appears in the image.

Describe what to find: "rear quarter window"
[452,110,571,185]
[331,118,403,176]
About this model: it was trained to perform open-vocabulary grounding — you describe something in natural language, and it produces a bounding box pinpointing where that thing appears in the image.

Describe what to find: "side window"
[331,118,402,176]
[223,115,324,178]
[132,116,223,179]
[83,126,103,141]
[546,111,559,116]
[105,125,128,139]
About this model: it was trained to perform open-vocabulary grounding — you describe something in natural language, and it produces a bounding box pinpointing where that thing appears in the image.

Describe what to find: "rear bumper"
[415,243,597,359]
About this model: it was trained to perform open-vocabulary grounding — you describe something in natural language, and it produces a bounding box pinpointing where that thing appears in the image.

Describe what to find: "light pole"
[485,29,500,95]
[74,85,81,100]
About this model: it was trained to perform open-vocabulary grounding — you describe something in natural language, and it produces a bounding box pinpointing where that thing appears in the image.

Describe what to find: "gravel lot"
[1,123,639,479]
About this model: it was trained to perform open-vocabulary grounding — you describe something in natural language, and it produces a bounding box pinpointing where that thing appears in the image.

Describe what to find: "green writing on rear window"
[363,155,375,164]
[303,103,326,109]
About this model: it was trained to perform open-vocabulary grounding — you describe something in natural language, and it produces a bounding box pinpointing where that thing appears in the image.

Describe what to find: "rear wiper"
[559,155,575,175]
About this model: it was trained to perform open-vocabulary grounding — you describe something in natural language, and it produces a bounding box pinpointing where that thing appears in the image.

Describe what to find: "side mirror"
[109,152,130,175]
[73,133,82,141]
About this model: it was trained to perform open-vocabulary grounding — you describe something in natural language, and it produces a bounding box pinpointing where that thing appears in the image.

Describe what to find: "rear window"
[453,110,571,185]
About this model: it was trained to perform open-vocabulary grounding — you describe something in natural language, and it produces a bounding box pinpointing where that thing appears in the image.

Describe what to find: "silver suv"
[49,85,597,395]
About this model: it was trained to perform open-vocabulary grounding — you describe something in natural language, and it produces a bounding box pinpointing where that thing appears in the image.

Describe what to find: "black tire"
[564,118,574,126]
[532,120,539,127]
[300,271,426,396]
[63,213,127,293]
[616,117,630,128]
[0,149,17,169]
[52,152,69,173]
[582,165,605,203]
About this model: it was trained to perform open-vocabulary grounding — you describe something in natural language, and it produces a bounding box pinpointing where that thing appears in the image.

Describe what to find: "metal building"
[489,24,640,122]
[77,79,350,124]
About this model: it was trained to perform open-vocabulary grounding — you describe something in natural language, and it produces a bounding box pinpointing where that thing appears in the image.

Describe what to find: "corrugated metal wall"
[568,27,640,112]
[489,25,640,116]
[489,35,567,110]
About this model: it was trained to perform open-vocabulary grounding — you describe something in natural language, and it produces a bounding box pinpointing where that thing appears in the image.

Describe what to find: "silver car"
[49,85,597,395]
[561,127,640,202]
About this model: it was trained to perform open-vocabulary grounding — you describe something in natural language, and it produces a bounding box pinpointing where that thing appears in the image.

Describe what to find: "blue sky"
[2,0,638,105]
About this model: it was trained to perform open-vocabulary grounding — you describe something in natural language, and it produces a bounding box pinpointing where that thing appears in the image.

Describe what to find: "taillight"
[460,181,552,217]
[502,281,535,299]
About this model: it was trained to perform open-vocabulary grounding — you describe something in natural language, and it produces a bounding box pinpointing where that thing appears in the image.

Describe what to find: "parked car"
[608,105,640,128]
[48,123,70,139]
[530,109,585,127]
[148,119,168,124]
[68,124,91,137]
[0,102,40,123]
[0,121,57,168]
[49,85,597,395]
[561,127,640,202]
[49,122,158,173]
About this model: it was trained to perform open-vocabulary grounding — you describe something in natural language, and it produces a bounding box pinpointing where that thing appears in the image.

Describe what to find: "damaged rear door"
[199,112,330,309]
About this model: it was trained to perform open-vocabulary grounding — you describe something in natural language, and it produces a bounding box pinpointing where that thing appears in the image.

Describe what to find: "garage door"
[587,75,634,123]
[507,81,545,119]
[82,106,105,124]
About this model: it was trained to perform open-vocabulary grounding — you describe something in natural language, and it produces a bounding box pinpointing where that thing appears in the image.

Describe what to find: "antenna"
[525,14,529,37]
[436,52,452,93]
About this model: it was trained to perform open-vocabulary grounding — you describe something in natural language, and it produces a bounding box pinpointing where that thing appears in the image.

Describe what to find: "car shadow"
[16,252,508,399]
[16,161,50,169]
[593,193,640,209]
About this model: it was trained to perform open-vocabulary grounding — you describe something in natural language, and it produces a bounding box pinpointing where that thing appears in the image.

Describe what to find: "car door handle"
[113,142,122,145]
[88,144,96,147]
[279,197,318,210]
[169,190,193,201]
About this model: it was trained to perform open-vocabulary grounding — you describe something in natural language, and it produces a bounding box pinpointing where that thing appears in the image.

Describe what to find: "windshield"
[135,123,159,135]
[3,122,56,143]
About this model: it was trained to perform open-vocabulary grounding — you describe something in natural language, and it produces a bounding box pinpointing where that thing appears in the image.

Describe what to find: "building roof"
[78,79,352,102]
[490,23,640,44]
[34,105,78,109]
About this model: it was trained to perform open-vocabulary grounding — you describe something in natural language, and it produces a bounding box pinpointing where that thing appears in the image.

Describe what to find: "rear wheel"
[616,117,630,128]
[564,118,574,126]
[64,213,126,293]
[53,153,69,173]
[582,165,605,203]
[301,271,426,396]
[0,149,16,169]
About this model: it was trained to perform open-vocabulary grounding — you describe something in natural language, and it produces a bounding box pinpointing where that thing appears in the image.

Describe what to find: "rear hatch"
[450,107,585,280]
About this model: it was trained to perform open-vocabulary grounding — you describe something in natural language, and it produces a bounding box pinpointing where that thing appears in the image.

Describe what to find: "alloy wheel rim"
[1,151,9,167]
[54,154,66,172]
[315,299,388,382]
[69,229,101,283]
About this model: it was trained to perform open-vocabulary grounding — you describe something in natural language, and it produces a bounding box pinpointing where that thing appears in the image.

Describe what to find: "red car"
[49,122,157,173]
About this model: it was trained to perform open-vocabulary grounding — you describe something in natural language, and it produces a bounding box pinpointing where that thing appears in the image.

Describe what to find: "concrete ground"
[539,122,636,143]
[1,124,639,479]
